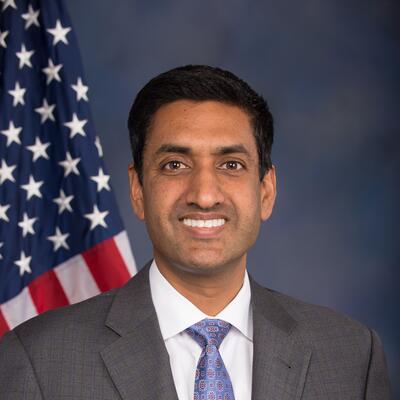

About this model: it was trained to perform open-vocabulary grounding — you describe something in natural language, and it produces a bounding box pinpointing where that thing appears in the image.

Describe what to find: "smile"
[182,218,226,228]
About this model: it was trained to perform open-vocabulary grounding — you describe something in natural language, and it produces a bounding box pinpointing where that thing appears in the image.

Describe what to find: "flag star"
[84,205,109,230]
[1,121,22,146]
[21,175,44,200]
[46,19,71,45]
[0,243,3,260]
[35,98,56,123]
[53,189,74,214]
[16,43,35,69]
[0,29,9,48]
[26,137,50,161]
[14,251,32,276]
[94,136,103,157]
[0,159,16,184]
[90,168,110,192]
[0,203,10,222]
[18,212,37,237]
[21,5,40,29]
[64,113,87,138]
[8,81,26,106]
[47,227,69,251]
[2,0,17,11]
[71,77,89,101]
[42,58,62,84]
[59,151,80,177]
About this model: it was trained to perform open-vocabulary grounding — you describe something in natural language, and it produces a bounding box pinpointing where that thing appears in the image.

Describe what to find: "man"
[0,65,391,399]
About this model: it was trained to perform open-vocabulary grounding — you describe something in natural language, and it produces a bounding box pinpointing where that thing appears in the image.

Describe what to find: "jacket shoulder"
[252,282,372,345]
[10,287,119,349]
[273,289,367,331]
[251,284,391,397]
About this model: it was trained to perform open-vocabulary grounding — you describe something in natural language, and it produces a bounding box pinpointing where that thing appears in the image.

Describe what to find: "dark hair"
[128,65,273,184]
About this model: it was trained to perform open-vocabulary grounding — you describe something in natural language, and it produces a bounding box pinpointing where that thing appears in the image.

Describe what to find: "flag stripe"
[28,270,69,313]
[0,232,132,334]
[54,254,100,304]
[0,311,9,338]
[114,230,137,276]
[1,287,38,329]
[82,236,131,292]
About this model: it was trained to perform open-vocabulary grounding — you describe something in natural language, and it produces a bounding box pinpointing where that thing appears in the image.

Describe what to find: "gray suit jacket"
[0,263,391,399]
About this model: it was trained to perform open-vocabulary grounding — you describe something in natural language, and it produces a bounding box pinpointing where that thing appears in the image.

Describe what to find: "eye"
[162,160,188,170]
[221,160,244,170]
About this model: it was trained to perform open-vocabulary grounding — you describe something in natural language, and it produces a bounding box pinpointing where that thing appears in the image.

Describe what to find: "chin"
[172,254,242,276]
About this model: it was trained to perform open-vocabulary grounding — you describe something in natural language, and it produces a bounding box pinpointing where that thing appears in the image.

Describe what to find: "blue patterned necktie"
[186,319,235,400]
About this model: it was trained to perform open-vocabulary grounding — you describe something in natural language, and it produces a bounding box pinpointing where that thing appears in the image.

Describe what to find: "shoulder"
[252,281,372,348]
[0,286,123,393]
[1,264,152,351]
[250,282,391,396]
[273,288,367,333]
[3,287,119,351]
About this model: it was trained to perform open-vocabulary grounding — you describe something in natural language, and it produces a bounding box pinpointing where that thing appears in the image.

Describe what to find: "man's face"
[129,100,276,276]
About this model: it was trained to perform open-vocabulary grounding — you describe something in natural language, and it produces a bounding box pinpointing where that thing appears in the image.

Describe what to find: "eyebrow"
[155,144,191,155]
[155,143,251,157]
[212,144,250,157]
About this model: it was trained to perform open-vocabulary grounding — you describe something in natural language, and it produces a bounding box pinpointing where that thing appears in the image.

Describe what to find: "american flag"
[0,0,136,337]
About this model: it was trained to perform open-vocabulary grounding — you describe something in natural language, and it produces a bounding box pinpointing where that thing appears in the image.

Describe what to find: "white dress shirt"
[149,260,253,400]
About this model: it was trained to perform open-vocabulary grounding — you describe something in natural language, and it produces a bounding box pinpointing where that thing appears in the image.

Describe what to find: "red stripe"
[82,237,130,292]
[0,310,9,338]
[28,270,69,313]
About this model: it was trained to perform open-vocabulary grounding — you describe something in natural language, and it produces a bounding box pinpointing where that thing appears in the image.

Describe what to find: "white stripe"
[0,287,37,329]
[54,254,100,304]
[114,230,137,276]
[0,233,133,329]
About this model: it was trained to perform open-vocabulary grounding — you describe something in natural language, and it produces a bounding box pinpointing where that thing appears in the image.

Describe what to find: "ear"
[260,166,277,221]
[128,163,145,220]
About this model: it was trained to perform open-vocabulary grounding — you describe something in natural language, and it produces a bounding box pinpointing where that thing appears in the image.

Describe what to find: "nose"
[185,167,225,209]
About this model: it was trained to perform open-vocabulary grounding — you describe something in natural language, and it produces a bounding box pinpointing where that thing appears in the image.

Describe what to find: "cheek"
[240,189,262,240]
[147,177,187,206]
[142,181,179,224]
[143,196,166,224]
[229,186,261,235]
[236,182,261,213]
[143,204,169,250]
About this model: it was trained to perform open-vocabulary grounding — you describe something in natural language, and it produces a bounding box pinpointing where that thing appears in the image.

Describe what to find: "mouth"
[178,214,227,238]
[182,218,226,228]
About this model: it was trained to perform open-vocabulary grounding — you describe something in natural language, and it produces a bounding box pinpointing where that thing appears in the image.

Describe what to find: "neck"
[154,257,246,316]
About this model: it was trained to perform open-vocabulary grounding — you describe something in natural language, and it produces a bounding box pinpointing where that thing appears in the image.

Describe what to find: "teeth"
[183,218,225,228]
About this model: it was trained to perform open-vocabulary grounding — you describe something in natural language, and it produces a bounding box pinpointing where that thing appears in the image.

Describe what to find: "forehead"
[145,100,257,153]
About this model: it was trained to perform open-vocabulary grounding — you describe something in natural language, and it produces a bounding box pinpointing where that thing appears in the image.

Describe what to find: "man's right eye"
[162,160,188,170]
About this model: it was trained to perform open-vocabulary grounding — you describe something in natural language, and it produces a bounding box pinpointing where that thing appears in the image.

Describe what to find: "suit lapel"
[101,263,178,400]
[250,278,311,400]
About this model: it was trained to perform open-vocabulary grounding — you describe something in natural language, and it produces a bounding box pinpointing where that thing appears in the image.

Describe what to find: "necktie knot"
[186,318,232,350]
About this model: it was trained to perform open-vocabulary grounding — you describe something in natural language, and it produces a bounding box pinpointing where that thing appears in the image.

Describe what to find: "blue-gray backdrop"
[68,0,399,395]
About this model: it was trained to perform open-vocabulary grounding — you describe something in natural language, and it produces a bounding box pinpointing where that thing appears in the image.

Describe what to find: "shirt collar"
[149,260,253,341]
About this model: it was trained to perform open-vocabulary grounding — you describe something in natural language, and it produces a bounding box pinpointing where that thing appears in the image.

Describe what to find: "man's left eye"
[221,161,244,170]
